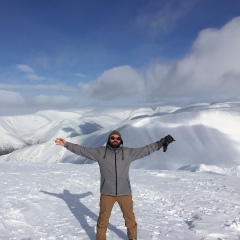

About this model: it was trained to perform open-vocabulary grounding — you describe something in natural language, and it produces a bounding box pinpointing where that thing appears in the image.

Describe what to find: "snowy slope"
[0,114,50,155]
[1,102,240,240]
[0,102,240,170]
[1,162,240,240]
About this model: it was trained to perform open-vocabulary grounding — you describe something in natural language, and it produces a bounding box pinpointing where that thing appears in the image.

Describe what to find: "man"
[55,130,175,240]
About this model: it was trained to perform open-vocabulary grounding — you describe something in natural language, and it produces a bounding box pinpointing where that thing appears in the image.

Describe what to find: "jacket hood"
[104,144,124,160]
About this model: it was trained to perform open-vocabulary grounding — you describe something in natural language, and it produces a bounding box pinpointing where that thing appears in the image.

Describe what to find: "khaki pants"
[96,194,137,240]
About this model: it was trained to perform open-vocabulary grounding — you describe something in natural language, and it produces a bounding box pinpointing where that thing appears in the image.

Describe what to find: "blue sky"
[0,0,240,115]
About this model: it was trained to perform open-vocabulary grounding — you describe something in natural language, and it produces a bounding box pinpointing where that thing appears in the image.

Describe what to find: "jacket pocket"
[126,178,131,191]
[101,179,106,190]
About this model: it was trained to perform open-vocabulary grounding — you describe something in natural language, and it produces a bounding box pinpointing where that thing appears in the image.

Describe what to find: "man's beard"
[108,141,121,148]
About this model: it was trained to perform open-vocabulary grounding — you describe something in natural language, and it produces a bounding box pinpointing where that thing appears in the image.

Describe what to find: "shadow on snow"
[40,189,127,240]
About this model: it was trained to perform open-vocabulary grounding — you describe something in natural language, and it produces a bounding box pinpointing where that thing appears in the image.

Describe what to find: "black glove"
[156,138,165,150]
[163,135,175,152]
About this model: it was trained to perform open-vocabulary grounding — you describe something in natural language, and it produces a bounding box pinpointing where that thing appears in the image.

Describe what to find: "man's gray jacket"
[64,141,161,196]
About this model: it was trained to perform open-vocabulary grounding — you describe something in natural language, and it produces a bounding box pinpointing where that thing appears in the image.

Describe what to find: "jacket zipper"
[114,151,117,196]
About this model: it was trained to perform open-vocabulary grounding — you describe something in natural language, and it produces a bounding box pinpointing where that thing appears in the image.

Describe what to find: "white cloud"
[31,95,76,107]
[144,16,240,102]
[79,66,144,100]
[0,83,76,92]
[16,64,34,73]
[0,90,79,116]
[57,73,88,78]
[16,64,46,82]
[26,73,46,81]
[79,17,240,105]
[135,0,196,34]
[0,90,26,106]
[71,73,88,78]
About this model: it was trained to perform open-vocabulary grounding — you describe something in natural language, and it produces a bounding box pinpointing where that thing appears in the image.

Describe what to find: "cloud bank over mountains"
[1,17,240,115]
[79,66,145,100]
[145,16,240,101]
[81,17,240,103]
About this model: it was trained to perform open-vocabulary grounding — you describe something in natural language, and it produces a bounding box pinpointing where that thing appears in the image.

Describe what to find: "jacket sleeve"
[127,142,161,161]
[64,142,101,161]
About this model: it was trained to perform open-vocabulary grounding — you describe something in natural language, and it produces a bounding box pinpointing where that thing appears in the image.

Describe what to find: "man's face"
[109,134,121,148]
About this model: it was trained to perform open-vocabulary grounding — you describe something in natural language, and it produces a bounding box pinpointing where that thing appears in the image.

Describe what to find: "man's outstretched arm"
[55,138,101,161]
[128,134,175,161]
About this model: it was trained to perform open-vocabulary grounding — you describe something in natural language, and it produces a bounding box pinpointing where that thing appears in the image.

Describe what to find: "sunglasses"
[110,136,121,141]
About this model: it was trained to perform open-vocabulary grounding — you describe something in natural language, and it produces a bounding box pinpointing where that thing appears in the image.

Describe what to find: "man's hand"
[163,135,175,152]
[55,138,66,147]
[165,135,175,144]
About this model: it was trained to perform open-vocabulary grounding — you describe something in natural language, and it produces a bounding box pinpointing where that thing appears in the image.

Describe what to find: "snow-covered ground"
[1,101,240,239]
[1,162,240,240]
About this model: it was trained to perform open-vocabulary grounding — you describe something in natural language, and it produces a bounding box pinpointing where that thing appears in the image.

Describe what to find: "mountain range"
[1,101,240,170]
